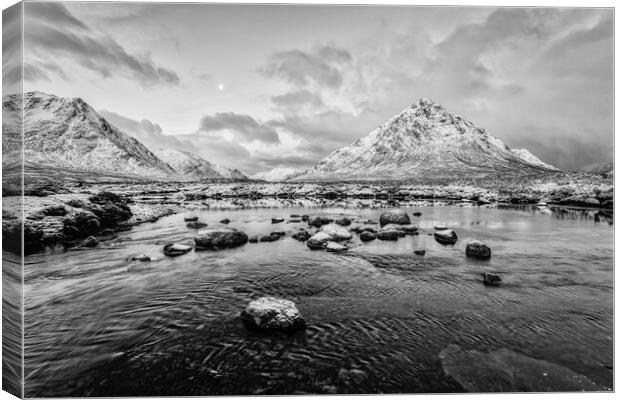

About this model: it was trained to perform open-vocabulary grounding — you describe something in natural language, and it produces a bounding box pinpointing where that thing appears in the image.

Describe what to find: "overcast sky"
[18,3,613,174]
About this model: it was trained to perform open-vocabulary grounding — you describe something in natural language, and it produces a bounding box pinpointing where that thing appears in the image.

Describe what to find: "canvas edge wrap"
[2,1,24,398]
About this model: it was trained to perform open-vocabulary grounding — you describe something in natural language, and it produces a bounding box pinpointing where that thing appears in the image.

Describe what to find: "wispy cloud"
[23,2,179,88]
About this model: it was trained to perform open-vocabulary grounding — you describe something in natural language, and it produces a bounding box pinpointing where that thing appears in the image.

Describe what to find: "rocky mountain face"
[289,98,560,182]
[3,92,178,179]
[154,148,248,181]
[511,149,559,171]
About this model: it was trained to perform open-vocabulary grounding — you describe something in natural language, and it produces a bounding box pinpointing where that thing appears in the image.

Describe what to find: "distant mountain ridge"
[155,148,248,181]
[289,98,561,181]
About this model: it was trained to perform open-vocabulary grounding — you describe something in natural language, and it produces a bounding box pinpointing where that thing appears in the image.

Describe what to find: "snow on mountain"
[154,148,224,180]
[211,164,248,180]
[252,167,302,182]
[101,110,248,181]
[289,98,560,181]
[584,161,613,175]
[3,92,178,179]
[511,149,559,171]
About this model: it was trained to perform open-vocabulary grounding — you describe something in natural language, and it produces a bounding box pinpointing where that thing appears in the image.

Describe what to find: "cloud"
[26,2,89,31]
[199,112,280,144]
[259,45,352,89]
[23,3,179,88]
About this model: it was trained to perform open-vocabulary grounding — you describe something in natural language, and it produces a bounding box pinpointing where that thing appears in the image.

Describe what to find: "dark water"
[19,204,613,396]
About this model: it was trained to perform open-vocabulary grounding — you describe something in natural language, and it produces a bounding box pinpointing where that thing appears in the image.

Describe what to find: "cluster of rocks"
[3,191,139,251]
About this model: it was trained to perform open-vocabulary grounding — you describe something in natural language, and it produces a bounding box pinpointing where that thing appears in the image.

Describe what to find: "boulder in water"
[241,297,306,332]
[131,253,151,262]
[360,231,376,242]
[377,229,399,241]
[271,217,284,224]
[219,218,231,224]
[194,228,248,250]
[184,215,199,222]
[434,225,449,230]
[248,235,259,243]
[414,250,426,256]
[307,231,333,250]
[260,234,280,242]
[434,229,457,244]
[325,241,348,252]
[163,243,192,256]
[466,241,491,259]
[381,225,406,237]
[412,211,422,217]
[308,216,333,227]
[335,217,352,226]
[321,224,353,241]
[482,272,502,286]
[186,221,208,229]
[80,236,98,248]
[292,230,311,242]
[379,209,410,227]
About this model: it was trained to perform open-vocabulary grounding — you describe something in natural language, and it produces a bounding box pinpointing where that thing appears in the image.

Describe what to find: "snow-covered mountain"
[252,167,302,182]
[584,161,613,176]
[211,164,248,180]
[3,92,178,179]
[154,148,224,180]
[154,148,248,181]
[511,149,559,171]
[289,98,560,181]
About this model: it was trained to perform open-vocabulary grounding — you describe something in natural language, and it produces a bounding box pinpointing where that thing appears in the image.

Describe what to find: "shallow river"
[15,204,614,396]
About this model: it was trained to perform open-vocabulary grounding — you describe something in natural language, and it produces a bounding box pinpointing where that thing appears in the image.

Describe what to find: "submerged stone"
[163,243,193,256]
[360,231,376,242]
[271,217,284,224]
[414,250,426,256]
[377,229,399,241]
[325,241,348,252]
[184,215,199,222]
[482,272,502,286]
[186,221,208,229]
[439,344,608,392]
[130,253,151,262]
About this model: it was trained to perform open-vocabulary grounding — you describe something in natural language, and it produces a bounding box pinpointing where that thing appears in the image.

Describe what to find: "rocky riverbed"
[2,173,613,254]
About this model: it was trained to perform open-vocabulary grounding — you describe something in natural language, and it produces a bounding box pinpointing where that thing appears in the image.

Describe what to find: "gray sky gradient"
[21,3,613,174]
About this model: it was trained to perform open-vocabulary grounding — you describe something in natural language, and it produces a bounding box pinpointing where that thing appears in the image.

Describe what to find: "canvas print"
[1,1,614,397]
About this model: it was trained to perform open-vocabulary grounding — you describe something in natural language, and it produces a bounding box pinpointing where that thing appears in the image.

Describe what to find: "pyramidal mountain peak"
[289,97,559,181]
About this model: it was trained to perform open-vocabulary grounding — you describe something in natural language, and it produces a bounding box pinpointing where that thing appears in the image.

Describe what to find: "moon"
[217,84,224,91]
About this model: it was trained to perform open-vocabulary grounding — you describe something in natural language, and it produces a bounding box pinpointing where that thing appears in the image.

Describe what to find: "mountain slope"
[154,148,224,180]
[252,167,301,182]
[3,92,178,179]
[290,98,560,181]
[511,149,559,171]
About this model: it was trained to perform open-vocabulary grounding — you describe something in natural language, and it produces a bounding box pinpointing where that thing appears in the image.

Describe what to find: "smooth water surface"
[20,204,613,396]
